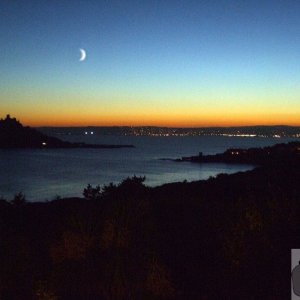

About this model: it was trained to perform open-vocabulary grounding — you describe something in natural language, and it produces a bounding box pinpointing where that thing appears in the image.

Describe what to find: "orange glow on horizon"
[18,113,300,128]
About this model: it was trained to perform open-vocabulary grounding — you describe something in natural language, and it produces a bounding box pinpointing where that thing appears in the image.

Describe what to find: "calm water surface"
[0,135,297,201]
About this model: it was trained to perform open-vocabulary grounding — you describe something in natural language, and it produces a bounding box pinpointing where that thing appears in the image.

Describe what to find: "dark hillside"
[0,115,133,149]
[0,143,300,299]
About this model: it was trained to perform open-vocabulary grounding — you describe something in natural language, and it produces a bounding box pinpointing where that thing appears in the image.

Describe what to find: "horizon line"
[3,114,300,128]
[33,124,300,128]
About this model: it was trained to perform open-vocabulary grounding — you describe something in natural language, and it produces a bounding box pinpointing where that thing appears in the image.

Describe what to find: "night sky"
[1,0,300,126]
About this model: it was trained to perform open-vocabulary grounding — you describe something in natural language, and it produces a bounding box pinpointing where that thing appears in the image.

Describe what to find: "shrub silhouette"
[83,184,101,200]
[1,159,300,299]
[119,175,146,188]
[101,182,117,198]
[11,192,26,206]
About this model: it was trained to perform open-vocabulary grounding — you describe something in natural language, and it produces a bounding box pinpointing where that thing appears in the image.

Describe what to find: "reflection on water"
[0,135,296,201]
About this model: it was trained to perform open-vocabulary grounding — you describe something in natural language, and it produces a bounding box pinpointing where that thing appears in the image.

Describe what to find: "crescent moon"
[79,48,86,61]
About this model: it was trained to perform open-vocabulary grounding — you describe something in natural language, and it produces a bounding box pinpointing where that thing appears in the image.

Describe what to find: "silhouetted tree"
[11,192,26,206]
[83,184,101,200]
[119,175,146,187]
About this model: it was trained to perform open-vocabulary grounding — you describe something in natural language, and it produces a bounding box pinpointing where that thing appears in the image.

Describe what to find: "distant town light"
[231,151,240,155]
[42,142,47,146]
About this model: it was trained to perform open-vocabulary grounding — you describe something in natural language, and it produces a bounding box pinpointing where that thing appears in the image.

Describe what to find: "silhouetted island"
[0,115,134,149]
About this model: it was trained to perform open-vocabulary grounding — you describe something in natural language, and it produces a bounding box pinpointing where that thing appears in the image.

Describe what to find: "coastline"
[0,115,135,149]
[1,145,299,298]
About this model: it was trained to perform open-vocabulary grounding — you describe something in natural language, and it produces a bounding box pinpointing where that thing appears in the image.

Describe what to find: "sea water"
[0,135,297,201]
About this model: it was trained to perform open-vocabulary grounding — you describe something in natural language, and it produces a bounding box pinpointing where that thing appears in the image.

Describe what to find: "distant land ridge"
[173,141,300,166]
[0,115,134,149]
[38,124,300,138]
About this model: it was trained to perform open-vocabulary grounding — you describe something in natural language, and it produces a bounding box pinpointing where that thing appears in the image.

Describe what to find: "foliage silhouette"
[11,192,26,206]
[1,142,300,299]
[83,184,101,200]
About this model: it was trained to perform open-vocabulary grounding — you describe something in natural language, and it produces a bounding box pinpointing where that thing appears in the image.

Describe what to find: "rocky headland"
[0,115,134,149]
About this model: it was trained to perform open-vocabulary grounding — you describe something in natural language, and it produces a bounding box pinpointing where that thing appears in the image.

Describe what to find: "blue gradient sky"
[1,0,300,126]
